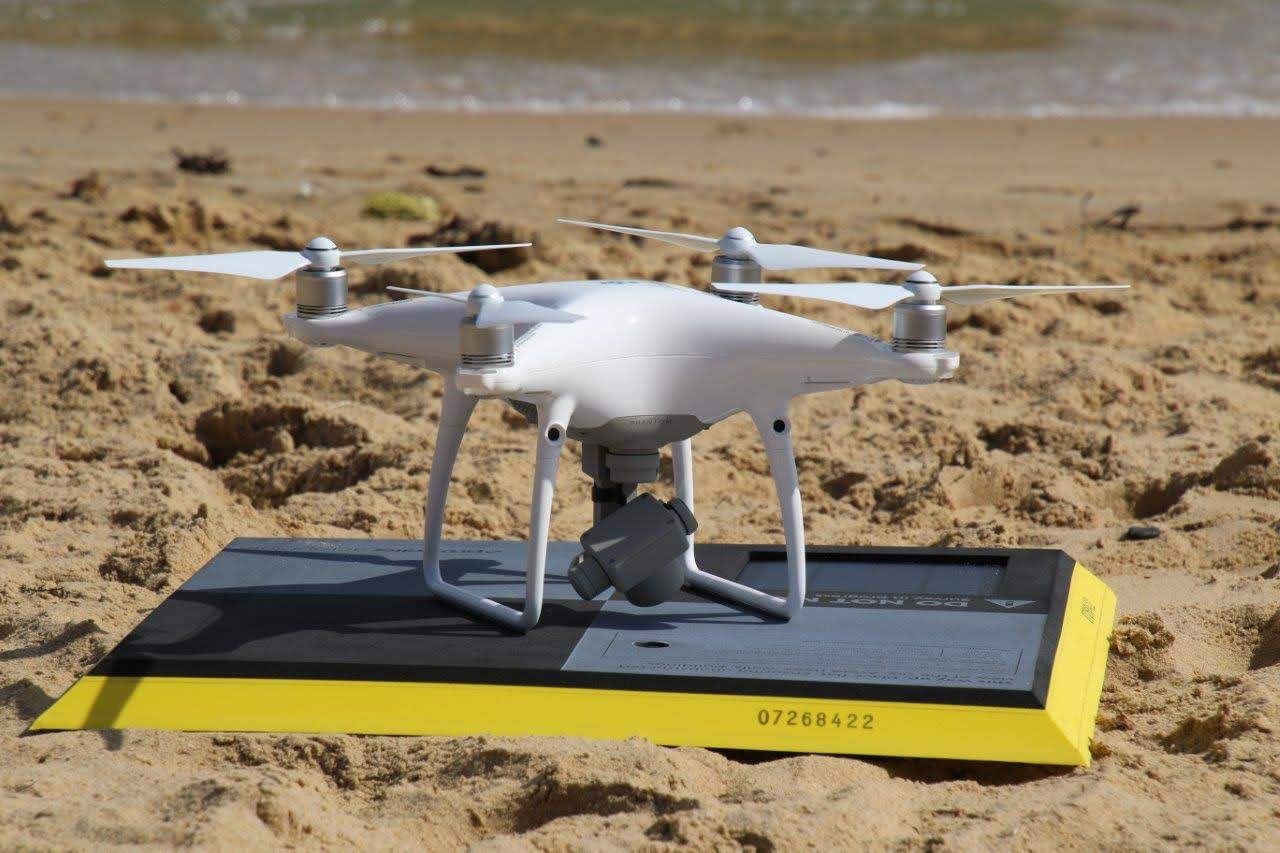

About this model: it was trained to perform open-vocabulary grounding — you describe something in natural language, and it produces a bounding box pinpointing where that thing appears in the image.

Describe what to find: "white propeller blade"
[475,301,584,328]
[387,286,583,327]
[105,250,310,281]
[712,282,913,310]
[105,242,533,281]
[342,244,530,266]
[385,286,466,301]
[717,280,1129,312]
[938,284,1128,306]
[557,219,719,252]
[559,218,921,272]
[744,243,919,272]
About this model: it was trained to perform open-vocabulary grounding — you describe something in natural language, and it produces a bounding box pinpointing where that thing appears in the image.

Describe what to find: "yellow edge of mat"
[30,566,1116,767]
[32,684,1087,767]
[1043,563,1117,767]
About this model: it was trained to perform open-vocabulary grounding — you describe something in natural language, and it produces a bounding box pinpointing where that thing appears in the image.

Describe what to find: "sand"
[1,99,1278,849]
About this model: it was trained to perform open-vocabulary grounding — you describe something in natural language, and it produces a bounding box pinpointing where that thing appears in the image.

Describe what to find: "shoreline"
[6,90,1280,121]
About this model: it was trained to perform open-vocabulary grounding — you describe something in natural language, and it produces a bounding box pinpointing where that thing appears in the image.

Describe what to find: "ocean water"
[1,0,1278,117]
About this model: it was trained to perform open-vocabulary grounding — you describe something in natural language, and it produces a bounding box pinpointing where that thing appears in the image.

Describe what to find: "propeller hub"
[717,226,756,260]
[301,236,341,270]
[466,283,503,317]
[903,269,941,304]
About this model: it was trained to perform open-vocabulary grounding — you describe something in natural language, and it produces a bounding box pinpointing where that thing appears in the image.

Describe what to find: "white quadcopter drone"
[107,219,1126,632]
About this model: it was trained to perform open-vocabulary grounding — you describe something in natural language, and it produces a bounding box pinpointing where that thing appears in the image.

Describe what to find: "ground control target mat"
[32,539,1115,765]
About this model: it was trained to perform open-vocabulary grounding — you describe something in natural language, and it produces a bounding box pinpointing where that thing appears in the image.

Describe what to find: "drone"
[106,220,1126,632]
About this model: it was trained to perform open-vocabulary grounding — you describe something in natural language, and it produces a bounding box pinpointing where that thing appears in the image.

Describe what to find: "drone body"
[107,220,1125,632]
[285,278,957,444]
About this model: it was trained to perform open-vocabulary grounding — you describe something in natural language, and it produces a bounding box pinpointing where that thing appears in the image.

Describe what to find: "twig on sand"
[1094,204,1142,230]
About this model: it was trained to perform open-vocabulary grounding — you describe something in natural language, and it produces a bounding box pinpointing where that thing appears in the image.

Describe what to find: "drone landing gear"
[675,408,807,619]
[422,386,571,632]
[423,391,805,631]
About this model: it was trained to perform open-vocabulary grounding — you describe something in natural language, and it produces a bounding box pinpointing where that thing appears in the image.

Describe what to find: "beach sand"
[1,99,1278,849]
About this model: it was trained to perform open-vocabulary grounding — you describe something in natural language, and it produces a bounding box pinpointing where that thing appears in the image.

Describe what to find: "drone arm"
[422,386,571,632]
[678,404,806,619]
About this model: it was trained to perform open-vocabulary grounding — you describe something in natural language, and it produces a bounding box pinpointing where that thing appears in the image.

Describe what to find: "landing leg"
[677,406,807,619]
[423,386,571,632]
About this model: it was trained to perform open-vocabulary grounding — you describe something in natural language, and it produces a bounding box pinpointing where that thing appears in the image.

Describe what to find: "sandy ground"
[1,99,1278,849]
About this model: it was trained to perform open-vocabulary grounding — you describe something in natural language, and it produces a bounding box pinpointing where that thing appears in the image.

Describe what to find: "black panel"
[88,539,1075,709]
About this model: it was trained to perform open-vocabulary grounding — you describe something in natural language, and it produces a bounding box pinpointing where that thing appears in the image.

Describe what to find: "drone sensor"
[567,493,698,606]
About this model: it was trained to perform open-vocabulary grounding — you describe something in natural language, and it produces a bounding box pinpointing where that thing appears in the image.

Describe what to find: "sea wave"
[0,1,1278,120]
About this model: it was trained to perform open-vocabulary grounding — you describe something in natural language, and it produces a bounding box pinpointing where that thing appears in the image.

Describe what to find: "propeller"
[712,271,1128,311]
[712,282,915,311]
[919,283,1130,307]
[558,218,922,272]
[105,236,532,281]
[387,283,584,328]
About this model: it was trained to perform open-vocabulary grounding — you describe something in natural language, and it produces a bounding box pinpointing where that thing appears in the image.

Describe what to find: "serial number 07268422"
[755,709,874,729]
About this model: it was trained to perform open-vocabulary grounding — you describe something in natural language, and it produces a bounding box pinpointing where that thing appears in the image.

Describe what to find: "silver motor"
[294,237,348,318]
[459,285,515,368]
[892,270,947,353]
[710,255,762,304]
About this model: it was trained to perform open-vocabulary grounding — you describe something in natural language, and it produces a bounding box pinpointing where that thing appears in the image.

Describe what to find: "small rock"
[623,177,680,188]
[173,147,232,175]
[1124,525,1161,541]
[425,164,486,179]
[585,134,603,148]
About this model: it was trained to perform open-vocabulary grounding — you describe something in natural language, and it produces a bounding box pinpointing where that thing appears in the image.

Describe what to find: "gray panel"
[564,601,1045,691]
[185,537,584,599]
[740,557,1004,596]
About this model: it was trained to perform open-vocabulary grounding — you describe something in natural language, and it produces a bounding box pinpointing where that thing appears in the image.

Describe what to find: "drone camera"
[567,493,697,606]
